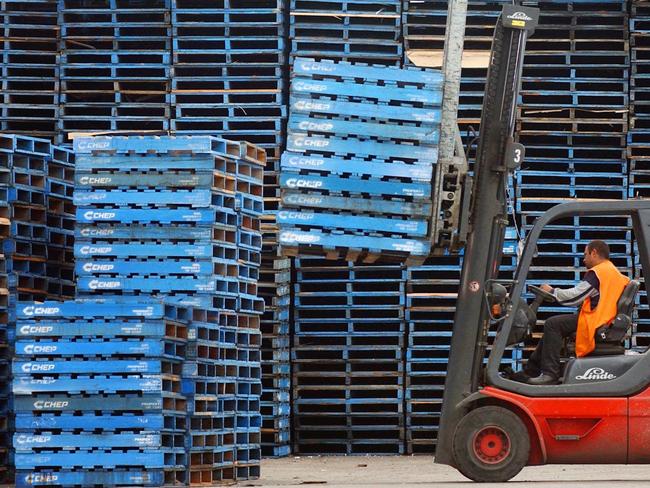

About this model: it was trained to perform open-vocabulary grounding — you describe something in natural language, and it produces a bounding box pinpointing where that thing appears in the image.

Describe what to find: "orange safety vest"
[575,260,629,357]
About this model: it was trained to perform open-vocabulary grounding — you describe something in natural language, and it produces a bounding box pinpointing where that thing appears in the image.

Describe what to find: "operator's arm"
[549,271,600,307]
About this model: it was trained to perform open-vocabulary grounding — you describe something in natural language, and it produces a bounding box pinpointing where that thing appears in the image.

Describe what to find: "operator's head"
[584,240,610,269]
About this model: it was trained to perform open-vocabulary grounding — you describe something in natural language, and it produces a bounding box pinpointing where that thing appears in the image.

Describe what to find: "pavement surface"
[236,456,650,487]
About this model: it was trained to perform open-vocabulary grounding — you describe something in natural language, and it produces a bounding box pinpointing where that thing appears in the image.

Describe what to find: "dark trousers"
[526,313,578,378]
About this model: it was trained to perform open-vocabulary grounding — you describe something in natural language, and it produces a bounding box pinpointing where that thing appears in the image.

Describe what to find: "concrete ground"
[237,456,650,487]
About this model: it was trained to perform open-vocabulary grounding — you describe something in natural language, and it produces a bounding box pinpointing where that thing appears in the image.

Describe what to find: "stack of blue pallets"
[182,304,261,483]
[170,1,289,314]
[259,255,291,457]
[292,257,406,455]
[405,254,461,454]
[72,135,264,311]
[629,0,650,348]
[57,0,171,139]
[71,135,263,483]
[0,134,75,304]
[0,1,59,140]
[12,300,189,487]
[278,57,442,264]
[289,0,403,66]
[404,234,521,454]
[515,0,633,359]
[0,134,77,483]
[170,0,286,160]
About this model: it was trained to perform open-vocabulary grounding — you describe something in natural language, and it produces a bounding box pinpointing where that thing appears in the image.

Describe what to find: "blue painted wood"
[73,135,238,157]
[76,207,229,224]
[16,320,168,339]
[276,210,428,236]
[281,152,433,179]
[74,242,230,259]
[14,340,170,358]
[292,58,443,86]
[279,228,430,255]
[280,173,431,198]
[13,376,167,394]
[75,155,231,172]
[77,276,220,293]
[75,172,214,188]
[288,115,440,144]
[15,451,171,469]
[16,301,164,319]
[15,470,165,487]
[73,189,218,207]
[287,134,438,162]
[75,224,214,240]
[13,360,164,375]
[13,394,165,413]
[290,95,441,125]
[75,259,215,277]
[13,433,161,451]
[291,77,442,105]
[14,413,165,432]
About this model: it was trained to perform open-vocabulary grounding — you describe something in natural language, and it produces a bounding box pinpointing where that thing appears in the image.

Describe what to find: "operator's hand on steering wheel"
[540,284,553,293]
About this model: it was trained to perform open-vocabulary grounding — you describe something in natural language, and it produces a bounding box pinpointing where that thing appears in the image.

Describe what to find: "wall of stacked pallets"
[516,0,633,359]
[1,0,650,459]
[68,135,264,483]
[8,135,266,485]
[630,0,650,349]
[1,1,59,140]
[0,134,75,484]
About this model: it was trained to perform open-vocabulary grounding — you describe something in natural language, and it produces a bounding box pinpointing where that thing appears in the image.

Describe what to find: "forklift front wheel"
[452,405,530,482]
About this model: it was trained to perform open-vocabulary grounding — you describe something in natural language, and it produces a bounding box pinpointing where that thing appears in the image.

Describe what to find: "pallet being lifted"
[278,57,444,265]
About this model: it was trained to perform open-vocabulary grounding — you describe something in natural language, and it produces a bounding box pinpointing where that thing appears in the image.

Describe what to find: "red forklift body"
[481,386,629,465]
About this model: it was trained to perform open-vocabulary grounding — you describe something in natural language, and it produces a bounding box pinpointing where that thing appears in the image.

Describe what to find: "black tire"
[452,406,530,482]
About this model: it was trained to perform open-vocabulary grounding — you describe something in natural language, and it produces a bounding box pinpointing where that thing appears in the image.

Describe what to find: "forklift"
[434,3,650,483]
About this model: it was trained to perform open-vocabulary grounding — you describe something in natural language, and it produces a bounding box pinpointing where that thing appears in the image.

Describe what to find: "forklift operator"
[516,240,629,385]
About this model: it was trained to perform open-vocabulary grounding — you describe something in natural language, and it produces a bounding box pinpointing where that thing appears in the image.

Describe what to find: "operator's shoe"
[527,373,558,385]
[509,370,532,383]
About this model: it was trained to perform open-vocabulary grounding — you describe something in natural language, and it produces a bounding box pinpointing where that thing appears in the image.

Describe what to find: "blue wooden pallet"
[280,172,430,199]
[0,134,52,157]
[290,95,441,126]
[279,228,430,256]
[14,340,177,358]
[13,394,169,413]
[288,115,440,145]
[16,301,165,320]
[74,171,215,189]
[13,433,161,451]
[15,469,166,487]
[76,207,234,224]
[292,57,442,86]
[73,135,240,157]
[76,276,223,294]
[13,376,170,395]
[73,242,234,259]
[74,259,219,277]
[75,152,236,172]
[73,189,229,207]
[15,450,183,470]
[75,224,216,240]
[291,77,442,105]
[286,133,438,163]
[276,210,428,236]
[13,360,166,376]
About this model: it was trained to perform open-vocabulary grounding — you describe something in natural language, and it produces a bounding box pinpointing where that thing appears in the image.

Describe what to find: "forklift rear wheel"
[452,405,530,482]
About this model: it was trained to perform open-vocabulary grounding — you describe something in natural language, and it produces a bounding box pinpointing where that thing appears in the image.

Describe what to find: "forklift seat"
[565,280,639,357]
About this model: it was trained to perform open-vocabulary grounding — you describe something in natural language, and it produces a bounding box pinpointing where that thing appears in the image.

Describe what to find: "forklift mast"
[434,5,539,466]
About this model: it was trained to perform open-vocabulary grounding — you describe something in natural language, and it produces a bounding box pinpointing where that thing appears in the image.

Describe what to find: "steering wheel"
[528,284,556,303]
